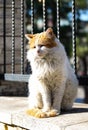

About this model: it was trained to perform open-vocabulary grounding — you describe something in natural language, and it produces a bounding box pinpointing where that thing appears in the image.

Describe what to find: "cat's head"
[25,28,58,58]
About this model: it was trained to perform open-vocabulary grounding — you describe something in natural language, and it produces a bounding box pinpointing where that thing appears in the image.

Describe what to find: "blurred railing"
[0,0,88,86]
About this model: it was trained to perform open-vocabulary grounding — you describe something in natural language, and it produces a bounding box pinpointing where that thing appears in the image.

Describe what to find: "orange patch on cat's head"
[25,28,57,49]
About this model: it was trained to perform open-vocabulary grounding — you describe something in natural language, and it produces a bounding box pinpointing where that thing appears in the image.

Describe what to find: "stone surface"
[0,97,88,130]
[65,122,88,130]
[0,123,26,130]
[0,97,28,124]
[12,112,88,130]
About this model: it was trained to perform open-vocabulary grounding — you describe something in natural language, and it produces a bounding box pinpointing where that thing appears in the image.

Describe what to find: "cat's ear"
[25,34,34,40]
[46,28,55,39]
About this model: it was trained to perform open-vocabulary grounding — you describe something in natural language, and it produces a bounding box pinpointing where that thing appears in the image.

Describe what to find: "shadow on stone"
[61,107,88,115]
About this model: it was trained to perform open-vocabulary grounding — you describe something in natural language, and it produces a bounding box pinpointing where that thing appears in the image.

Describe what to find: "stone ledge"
[0,97,88,130]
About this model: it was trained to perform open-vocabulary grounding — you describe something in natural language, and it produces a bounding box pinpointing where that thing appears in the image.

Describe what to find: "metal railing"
[0,0,88,86]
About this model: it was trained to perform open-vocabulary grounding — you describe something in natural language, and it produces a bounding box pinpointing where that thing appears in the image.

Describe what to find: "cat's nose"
[36,46,40,53]
[37,50,40,53]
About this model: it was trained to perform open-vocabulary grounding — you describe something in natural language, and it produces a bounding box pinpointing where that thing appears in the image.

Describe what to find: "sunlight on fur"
[25,28,78,118]
[26,108,59,118]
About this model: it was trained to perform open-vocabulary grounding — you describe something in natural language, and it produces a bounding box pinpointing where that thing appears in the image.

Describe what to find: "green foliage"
[76,37,88,57]
[76,0,87,9]
[62,0,87,8]
[77,46,88,57]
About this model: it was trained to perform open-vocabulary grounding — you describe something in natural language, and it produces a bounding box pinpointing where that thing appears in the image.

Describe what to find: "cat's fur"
[25,28,78,118]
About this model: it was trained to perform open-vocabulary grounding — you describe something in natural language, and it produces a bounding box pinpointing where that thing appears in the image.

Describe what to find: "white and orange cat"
[25,28,78,118]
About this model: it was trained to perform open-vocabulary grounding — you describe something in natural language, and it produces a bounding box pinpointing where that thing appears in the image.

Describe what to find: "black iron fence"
[0,0,88,86]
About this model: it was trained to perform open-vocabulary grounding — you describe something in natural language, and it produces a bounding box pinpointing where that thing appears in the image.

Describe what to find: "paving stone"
[0,97,88,130]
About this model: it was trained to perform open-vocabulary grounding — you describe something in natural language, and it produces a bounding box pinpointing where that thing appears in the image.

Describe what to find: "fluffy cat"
[25,28,78,118]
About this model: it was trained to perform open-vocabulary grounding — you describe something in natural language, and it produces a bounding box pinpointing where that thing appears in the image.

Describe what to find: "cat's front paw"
[35,110,47,118]
[26,108,47,118]
[46,109,59,117]
[26,108,59,118]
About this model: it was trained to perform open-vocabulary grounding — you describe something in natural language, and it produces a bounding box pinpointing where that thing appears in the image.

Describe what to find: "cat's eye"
[38,45,44,48]
[34,46,36,48]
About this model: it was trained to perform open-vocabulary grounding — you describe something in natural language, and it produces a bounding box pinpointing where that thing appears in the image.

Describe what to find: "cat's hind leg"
[61,79,78,110]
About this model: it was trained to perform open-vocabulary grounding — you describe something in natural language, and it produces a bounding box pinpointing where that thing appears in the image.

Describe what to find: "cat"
[25,28,78,118]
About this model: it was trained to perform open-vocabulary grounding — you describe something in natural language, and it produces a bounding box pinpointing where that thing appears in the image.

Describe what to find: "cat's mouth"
[36,50,43,56]
[36,51,46,58]
[37,53,44,57]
